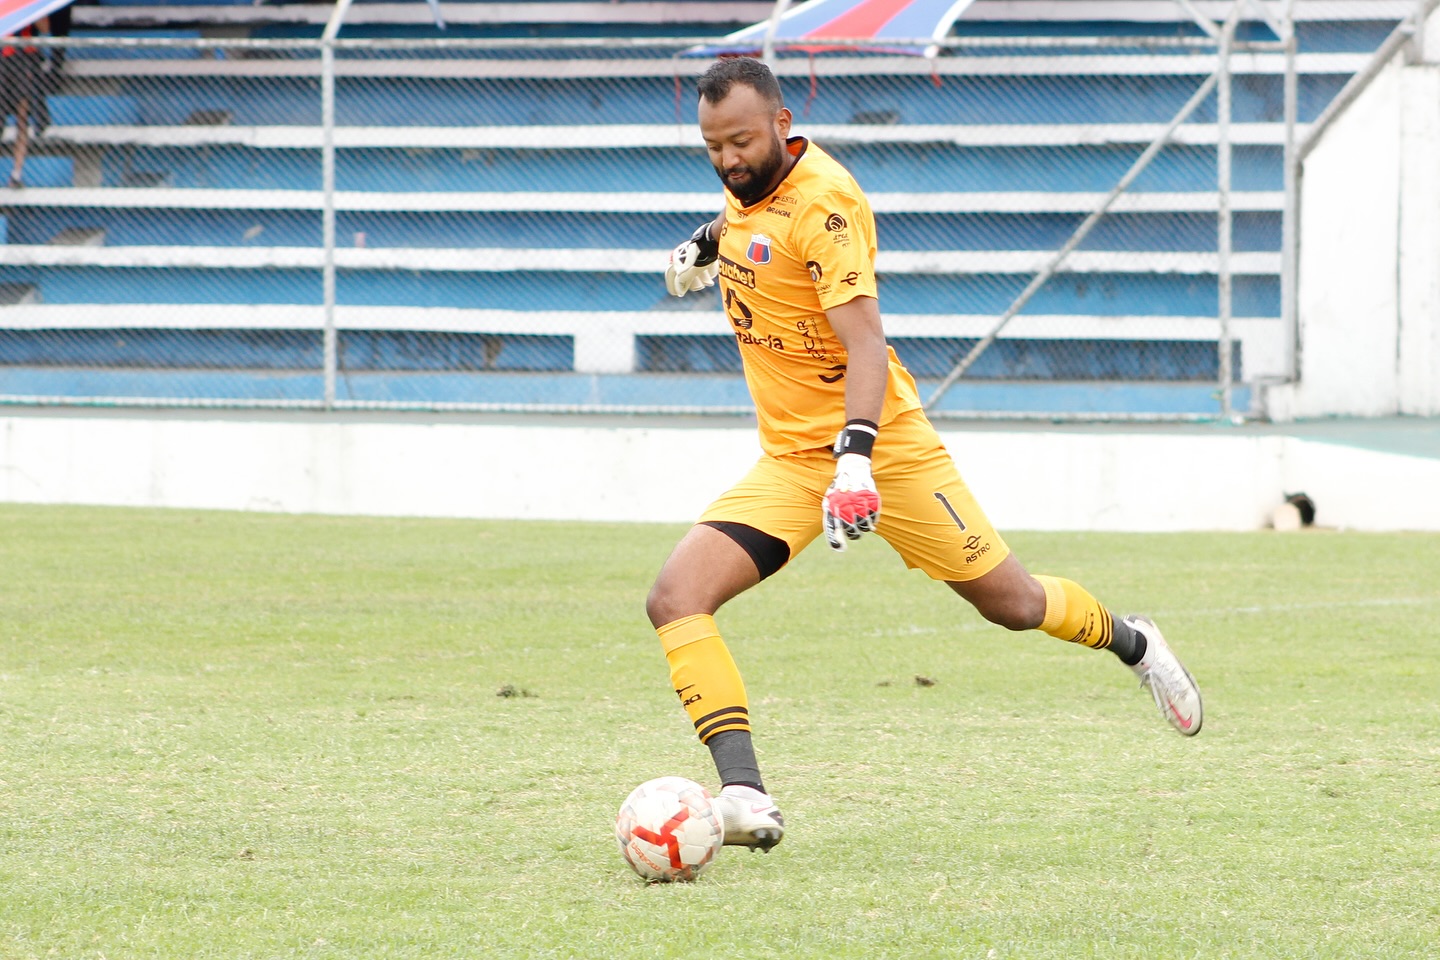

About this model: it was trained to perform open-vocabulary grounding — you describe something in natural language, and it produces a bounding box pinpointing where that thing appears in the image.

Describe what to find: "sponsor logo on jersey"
[825,213,847,232]
[718,255,756,289]
[841,271,861,286]
[796,317,840,372]
[725,289,753,329]
[807,261,823,281]
[735,330,786,351]
[746,234,773,265]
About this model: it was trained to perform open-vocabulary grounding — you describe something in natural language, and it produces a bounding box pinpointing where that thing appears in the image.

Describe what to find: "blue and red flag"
[1,0,72,38]
[694,0,976,58]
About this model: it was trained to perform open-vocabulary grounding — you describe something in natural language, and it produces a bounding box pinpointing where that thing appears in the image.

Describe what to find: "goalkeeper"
[649,57,1203,854]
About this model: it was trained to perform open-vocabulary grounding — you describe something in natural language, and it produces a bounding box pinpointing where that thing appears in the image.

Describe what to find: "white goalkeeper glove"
[823,421,881,552]
[665,221,720,297]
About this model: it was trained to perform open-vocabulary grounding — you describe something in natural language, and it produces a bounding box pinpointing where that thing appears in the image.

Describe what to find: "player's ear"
[775,107,792,137]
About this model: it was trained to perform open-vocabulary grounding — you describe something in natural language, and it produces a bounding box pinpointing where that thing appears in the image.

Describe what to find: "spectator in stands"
[1,16,50,189]
[47,1,70,76]
[650,57,1204,853]
[36,1,71,132]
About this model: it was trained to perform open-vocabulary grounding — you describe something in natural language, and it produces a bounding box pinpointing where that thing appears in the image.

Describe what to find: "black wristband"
[691,221,719,265]
[834,419,878,459]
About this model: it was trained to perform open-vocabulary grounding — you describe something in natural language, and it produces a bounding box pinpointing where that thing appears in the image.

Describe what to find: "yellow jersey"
[715,138,922,456]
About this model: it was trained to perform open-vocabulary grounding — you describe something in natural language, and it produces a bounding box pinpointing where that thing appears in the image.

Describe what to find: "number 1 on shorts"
[933,492,967,531]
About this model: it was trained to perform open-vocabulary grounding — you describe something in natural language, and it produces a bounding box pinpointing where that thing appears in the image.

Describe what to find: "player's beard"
[714,133,789,207]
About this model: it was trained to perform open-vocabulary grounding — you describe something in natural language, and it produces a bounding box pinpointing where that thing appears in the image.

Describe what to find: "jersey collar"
[735,137,810,212]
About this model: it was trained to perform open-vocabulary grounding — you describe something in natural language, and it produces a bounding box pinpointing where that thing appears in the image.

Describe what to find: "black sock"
[707,729,764,793]
[1109,616,1147,666]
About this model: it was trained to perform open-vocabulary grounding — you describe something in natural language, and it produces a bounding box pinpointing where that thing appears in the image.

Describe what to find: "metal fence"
[0,4,1415,420]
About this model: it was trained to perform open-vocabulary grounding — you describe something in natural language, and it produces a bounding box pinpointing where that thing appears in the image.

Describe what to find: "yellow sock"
[1033,575,1115,650]
[657,614,750,743]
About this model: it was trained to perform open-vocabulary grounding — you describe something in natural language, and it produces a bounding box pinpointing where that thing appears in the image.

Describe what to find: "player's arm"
[826,295,888,426]
[822,295,888,551]
[665,212,726,298]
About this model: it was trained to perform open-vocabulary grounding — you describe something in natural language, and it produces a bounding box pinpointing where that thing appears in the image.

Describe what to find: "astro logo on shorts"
[746,234,772,265]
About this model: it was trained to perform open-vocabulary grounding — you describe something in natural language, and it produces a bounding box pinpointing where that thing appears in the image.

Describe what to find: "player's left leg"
[872,410,1202,735]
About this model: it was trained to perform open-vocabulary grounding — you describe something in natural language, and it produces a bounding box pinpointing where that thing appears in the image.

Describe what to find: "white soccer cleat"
[712,784,785,852]
[1124,616,1203,736]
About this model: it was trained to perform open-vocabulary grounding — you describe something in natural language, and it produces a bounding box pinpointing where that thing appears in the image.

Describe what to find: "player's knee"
[965,584,1046,631]
[646,577,703,629]
[645,581,677,629]
[979,599,1043,631]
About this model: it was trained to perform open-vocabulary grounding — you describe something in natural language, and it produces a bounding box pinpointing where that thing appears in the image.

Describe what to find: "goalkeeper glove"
[823,420,881,552]
[665,221,721,297]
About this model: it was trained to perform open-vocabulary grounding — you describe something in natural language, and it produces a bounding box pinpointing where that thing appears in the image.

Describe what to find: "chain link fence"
[0,4,1411,418]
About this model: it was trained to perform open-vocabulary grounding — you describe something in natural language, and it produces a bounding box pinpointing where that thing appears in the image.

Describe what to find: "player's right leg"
[648,524,788,851]
[646,452,828,851]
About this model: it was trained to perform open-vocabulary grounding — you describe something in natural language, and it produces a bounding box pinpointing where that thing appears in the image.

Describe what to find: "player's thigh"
[871,411,1010,582]
[696,451,830,576]
[647,522,763,625]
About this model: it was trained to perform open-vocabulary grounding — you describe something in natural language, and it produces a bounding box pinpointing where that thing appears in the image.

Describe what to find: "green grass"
[2,504,1439,959]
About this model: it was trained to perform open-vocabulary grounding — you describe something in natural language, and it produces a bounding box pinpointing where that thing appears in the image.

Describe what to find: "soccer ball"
[615,776,724,882]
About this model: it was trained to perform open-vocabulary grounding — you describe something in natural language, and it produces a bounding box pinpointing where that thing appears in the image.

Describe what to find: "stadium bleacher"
[0,0,1412,413]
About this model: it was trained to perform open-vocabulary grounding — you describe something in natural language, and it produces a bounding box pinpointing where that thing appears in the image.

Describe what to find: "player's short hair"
[697,57,784,112]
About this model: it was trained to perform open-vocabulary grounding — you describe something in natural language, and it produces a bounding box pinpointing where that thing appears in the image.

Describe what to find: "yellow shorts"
[698,408,1010,581]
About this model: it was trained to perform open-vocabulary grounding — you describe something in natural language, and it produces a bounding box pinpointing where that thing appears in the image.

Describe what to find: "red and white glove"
[665,221,720,297]
[823,421,881,552]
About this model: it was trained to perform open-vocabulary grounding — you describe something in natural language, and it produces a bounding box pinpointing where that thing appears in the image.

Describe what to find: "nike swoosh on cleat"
[1169,705,1194,729]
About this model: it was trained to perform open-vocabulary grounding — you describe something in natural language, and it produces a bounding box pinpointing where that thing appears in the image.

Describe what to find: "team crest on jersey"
[745,234,772,265]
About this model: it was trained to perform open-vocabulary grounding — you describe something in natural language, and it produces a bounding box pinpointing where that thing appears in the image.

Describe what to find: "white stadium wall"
[4,411,1438,532]
[1398,54,1440,415]
[1270,7,1440,419]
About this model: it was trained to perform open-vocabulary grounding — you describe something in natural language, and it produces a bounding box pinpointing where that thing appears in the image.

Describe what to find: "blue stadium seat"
[13,156,74,188]
[48,94,141,125]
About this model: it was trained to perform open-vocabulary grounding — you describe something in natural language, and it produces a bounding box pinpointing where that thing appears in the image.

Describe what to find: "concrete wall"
[1275,7,1440,419]
[1398,60,1440,415]
[4,411,1437,532]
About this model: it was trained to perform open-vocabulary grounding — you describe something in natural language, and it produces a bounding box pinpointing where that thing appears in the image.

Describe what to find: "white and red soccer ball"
[615,776,723,882]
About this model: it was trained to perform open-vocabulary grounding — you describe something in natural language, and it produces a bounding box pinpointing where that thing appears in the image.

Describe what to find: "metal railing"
[1,6,1394,420]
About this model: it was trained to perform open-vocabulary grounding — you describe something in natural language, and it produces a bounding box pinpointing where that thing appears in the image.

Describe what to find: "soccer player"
[649,58,1202,854]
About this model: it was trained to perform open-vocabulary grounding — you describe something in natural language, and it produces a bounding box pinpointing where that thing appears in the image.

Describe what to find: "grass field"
[2,504,1438,959]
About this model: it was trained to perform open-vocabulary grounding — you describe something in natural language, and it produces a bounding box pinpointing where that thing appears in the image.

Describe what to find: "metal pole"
[925,68,1222,411]
[1217,15,1235,420]
[321,0,357,409]
[761,0,795,66]
[1280,0,1299,385]
[1296,0,1439,163]
[1173,0,1222,38]
[321,40,337,409]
